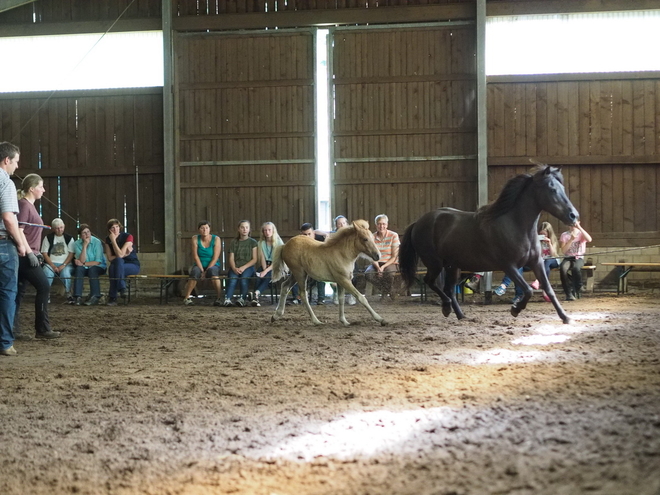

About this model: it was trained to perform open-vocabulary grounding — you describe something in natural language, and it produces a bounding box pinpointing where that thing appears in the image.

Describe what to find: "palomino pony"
[271,220,387,326]
[400,166,579,324]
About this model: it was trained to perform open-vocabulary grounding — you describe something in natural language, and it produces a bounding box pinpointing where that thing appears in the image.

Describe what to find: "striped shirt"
[0,168,19,235]
[373,229,400,264]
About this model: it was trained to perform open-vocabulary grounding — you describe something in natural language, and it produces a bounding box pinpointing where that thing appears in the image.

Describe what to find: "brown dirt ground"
[1,291,659,495]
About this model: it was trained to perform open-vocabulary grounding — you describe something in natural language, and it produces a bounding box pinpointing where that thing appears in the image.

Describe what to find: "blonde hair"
[260,222,283,245]
[539,221,559,254]
[17,173,43,200]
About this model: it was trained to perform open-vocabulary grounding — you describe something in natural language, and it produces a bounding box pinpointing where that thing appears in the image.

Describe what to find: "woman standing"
[252,222,284,307]
[104,218,140,306]
[72,224,107,306]
[15,174,60,340]
[223,220,258,307]
[182,220,222,306]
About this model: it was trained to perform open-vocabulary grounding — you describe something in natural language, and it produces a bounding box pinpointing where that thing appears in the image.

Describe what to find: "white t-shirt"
[41,234,75,264]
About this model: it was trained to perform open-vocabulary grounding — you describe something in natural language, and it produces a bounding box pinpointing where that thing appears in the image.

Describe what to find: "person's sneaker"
[251,295,261,307]
[316,299,325,305]
[14,332,33,341]
[465,275,481,292]
[107,298,118,306]
[184,297,194,306]
[512,295,523,305]
[530,279,540,290]
[346,294,357,306]
[35,331,61,339]
[213,298,223,307]
[565,294,576,301]
[223,299,232,307]
[494,284,507,296]
[85,296,100,306]
[0,346,17,356]
[66,295,76,305]
[74,297,83,306]
[235,297,246,307]
[292,297,301,305]
[542,292,551,303]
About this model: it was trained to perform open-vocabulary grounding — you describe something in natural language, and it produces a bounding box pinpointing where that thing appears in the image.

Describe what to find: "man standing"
[0,142,27,356]
[41,218,75,303]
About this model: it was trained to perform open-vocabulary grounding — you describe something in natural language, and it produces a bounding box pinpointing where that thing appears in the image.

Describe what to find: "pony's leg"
[336,285,349,326]
[505,267,534,317]
[442,267,466,320]
[337,279,387,326]
[423,267,453,317]
[297,274,323,325]
[533,263,571,324]
[271,274,294,322]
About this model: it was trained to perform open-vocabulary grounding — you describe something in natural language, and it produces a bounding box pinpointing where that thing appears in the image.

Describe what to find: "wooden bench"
[601,262,660,295]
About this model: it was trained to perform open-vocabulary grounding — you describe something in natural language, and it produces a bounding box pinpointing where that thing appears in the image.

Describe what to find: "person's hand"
[75,259,83,266]
[236,267,244,275]
[27,252,40,267]
[17,245,27,257]
[108,231,118,243]
[82,237,90,246]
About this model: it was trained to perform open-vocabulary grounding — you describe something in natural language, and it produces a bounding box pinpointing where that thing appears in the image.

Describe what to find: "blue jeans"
[43,262,74,293]
[108,258,140,299]
[73,265,107,298]
[225,266,256,299]
[544,258,559,278]
[0,240,18,351]
[501,267,527,298]
[255,270,272,294]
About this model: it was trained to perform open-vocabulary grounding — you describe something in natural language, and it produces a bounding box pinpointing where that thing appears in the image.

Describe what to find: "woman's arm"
[191,236,203,271]
[239,246,258,271]
[208,236,221,270]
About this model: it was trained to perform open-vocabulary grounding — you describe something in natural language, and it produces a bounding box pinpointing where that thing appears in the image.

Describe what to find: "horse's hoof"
[270,315,277,323]
[511,307,520,317]
[562,317,572,324]
[380,319,388,326]
[442,307,451,317]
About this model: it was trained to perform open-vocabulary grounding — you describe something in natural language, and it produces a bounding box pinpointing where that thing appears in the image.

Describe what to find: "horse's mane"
[476,165,561,223]
[325,219,369,248]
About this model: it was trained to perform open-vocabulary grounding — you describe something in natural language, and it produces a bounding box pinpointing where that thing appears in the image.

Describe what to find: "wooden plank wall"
[0,0,161,22]
[332,25,477,234]
[175,31,315,269]
[0,89,165,252]
[487,78,660,246]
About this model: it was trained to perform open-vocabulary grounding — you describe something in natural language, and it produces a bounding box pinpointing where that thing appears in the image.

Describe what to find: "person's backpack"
[46,233,73,256]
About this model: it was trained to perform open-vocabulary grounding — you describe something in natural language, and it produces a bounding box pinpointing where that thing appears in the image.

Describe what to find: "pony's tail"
[399,222,419,290]
[270,244,288,282]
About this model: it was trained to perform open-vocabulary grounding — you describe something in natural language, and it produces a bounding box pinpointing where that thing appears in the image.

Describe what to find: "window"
[0,31,163,93]
[487,11,660,75]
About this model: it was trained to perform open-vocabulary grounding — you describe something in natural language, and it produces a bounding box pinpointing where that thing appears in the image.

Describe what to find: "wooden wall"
[0,0,161,22]
[175,31,315,268]
[487,77,660,246]
[0,89,165,252]
[332,25,477,234]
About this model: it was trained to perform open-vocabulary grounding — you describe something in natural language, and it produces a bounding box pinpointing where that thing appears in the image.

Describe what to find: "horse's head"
[352,219,381,262]
[533,166,579,226]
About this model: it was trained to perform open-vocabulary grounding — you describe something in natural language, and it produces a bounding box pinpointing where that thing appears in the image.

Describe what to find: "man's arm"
[2,212,26,256]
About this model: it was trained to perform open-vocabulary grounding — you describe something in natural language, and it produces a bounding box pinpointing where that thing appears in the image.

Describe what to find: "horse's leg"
[423,266,452,317]
[298,274,323,325]
[271,274,295,322]
[533,262,571,324]
[337,278,387,326]
[443,266,465,320]
[505,266,533,317]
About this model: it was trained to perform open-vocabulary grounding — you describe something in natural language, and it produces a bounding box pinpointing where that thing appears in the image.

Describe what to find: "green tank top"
[197,235,218,268]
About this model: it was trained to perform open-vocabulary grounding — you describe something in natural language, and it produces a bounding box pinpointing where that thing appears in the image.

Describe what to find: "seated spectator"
[253,222,284,307]
[72,224,107,306]
[559,221,592,301]
[365,214,400,302]
[41,218,75,303]
[182,220,222,306]
[223,220,258,307]
[104,218,140,306]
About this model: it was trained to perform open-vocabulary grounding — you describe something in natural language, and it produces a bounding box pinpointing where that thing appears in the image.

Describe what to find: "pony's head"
[352,219,381,262]
[532,165,579,226]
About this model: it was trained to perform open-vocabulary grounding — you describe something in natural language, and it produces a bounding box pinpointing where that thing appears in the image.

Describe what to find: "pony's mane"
[325,220,369,247]
[476,165,560,222]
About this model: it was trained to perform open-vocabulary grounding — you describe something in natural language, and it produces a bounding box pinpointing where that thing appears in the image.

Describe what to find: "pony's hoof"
[270,315,278,323]
[379,319,388,326]
[511,307,521,317]
[562,316,572,324]
[442,306,451,317]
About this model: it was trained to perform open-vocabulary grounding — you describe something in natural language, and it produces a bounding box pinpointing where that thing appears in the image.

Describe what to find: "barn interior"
[1,1,659,494]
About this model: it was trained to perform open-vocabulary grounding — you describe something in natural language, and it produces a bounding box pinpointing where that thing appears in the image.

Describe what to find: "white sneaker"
[236,297,246,307]
[347,294,357,305]
[223,299,232,307]
[183,297,194,306]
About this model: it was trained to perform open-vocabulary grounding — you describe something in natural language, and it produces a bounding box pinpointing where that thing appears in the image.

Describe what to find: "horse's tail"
[399,222,419,290]
[271,244,288,282]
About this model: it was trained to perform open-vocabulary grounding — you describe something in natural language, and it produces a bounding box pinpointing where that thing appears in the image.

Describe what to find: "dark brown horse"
[400,166,578,324]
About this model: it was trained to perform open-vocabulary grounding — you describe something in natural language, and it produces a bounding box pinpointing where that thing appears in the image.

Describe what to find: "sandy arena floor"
[1,291,659,495]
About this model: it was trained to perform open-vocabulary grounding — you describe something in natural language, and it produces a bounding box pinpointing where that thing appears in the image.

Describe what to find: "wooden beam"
[0,0,35,14]
[488,155,660,166]
[18,167,163,178]
[0,18,161,37]
[488,72,660,84]
[174,4,475,32]
[488,0,660,16]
